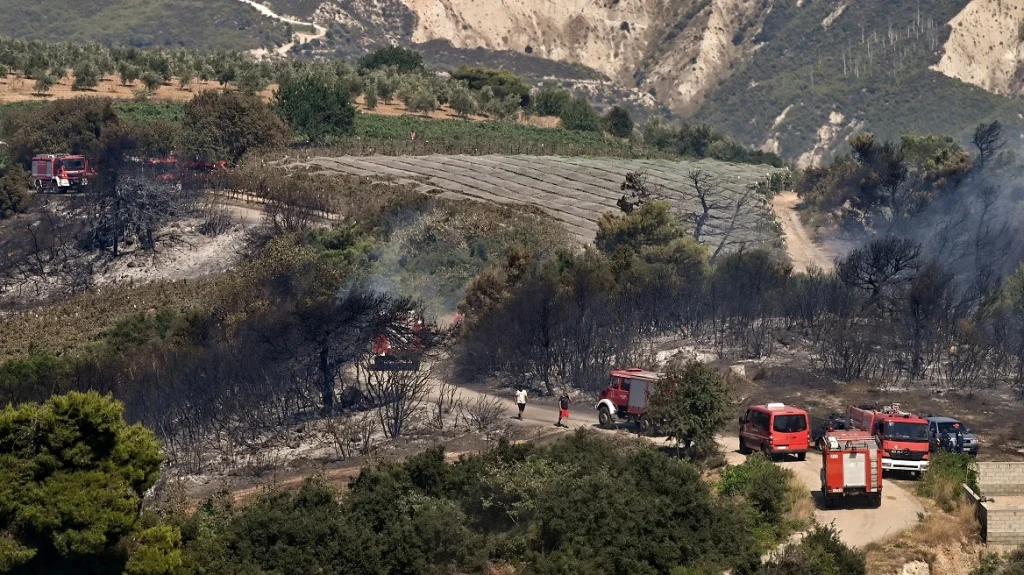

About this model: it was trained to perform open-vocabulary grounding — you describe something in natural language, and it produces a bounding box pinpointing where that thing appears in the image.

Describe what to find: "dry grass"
[864,504,983,575]
[786,474,817,527]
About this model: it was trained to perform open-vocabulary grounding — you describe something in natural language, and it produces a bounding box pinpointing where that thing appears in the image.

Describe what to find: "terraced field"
[297,155,784,251]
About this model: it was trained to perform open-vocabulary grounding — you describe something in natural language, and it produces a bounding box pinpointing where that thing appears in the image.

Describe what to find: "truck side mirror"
[738,416,747,425]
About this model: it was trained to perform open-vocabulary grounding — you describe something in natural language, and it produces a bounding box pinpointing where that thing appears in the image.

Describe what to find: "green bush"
[603,105,634,138]
[179,433,771,574]
[532,86,572,117]
[274,72,357,144]
[754,524,865,575]
[559,97,601,132]
[0,392,169,574]
[451,66,531,108]
[917,451,978,512]
[358,45,424,73]
[177,90,290,164]
[1,97,120,168]
[971,548,1024,575]
[0,164,32,217]
[718,453,793,524]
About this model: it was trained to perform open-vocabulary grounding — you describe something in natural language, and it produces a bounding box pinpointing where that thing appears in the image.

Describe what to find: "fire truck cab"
[847,403,930,475]
[738,403,811,461]
[596,368,660,433]
[31,154,95,192]
[820,430,883,508]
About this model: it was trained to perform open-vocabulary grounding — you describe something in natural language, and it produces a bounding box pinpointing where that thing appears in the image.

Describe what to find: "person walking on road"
[557,393,570,427]
[515,386,528,420]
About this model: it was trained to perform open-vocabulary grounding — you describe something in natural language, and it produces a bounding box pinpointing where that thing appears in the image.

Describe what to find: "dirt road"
[457,385,924,549]
[772,191,835,272]
[233,0,327,55]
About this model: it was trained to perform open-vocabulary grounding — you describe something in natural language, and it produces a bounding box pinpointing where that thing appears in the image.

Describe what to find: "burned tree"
[617,170,658,214]
[972,121,1005,170]
[836,236,921,309]
[357,355,432,439]
[78,169,195,256]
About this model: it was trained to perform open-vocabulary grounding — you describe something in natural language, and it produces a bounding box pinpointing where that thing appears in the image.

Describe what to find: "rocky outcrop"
[932,0,1024,95]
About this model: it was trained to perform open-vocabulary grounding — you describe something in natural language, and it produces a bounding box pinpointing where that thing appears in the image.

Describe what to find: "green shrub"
[0,164,32,217]
[2,97,120,167]
[603,105,634,138]
[0,392,167,573]
[559,97,601,132]
[917,451,978,512]
[451,66,531,108]
[177,90,290,164]
[718,453,793,523]
[532,86,572,117]
[755,524,865,575]
[274,72,356,144]
[358,45,424,72]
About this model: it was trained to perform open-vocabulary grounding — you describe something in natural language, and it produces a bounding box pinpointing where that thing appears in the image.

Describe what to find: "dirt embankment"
[396,0,769,113]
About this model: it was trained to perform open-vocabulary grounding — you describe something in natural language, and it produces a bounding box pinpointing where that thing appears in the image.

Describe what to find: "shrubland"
[3,390,854,575]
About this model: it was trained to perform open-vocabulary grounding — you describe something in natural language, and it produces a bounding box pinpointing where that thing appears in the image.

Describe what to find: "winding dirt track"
[449,385,924,549]
[772,191,835,272]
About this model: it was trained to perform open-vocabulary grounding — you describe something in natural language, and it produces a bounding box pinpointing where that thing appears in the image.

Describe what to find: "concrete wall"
[973,463,1024,545]
[978,462,1024,497]
[984,507,1024,546]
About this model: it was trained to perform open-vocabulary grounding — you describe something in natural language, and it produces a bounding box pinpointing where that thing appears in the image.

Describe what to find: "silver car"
[926,416,979,456]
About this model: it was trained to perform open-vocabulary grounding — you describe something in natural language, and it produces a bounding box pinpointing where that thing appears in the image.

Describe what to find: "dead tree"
[357,355,431,439]
[686,169,725,243]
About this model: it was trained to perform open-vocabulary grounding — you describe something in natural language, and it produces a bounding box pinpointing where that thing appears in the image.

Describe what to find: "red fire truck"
[595,368,660,432]
[847,403,930,476]
[371,312,425,371]
[820,430,883,508]
[31,154,96,192]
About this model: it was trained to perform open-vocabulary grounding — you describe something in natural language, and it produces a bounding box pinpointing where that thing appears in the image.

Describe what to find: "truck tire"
[871,493,882,508]
[598,407,613,429]
[797,452,806,461]
[739,437,752,455]
[823,495,835,509]
[638,415,652,435]
[761,444,775,461]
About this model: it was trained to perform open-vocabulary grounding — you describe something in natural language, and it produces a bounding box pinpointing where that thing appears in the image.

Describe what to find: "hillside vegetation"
[694,0,1024,163]
[0,0,289,50]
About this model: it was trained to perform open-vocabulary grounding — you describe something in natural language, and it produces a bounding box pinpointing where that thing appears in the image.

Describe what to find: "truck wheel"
[739,437,752,455]
[598,407,613,429]
[34,180,44,193]
[761,444,774,461]
[871,493,882,508]
[797,452,806,461]
[638,415,652,435]
[823,495,835,509]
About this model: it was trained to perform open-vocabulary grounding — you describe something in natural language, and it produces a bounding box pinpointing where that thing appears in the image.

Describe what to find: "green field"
[0,0,288,50]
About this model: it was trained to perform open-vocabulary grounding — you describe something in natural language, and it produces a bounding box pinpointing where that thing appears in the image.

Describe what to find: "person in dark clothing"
[954,423,965,453]
[557,393,570,427]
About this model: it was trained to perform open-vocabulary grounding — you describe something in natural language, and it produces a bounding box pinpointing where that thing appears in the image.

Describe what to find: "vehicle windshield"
[773,414,807,433]
[60,159,85,171]
[884,421,930,441]
[936,421,971,435]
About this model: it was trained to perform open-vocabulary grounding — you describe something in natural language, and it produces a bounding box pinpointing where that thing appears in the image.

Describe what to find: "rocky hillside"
[5,0,1024,160]
[287,0,1024,161]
